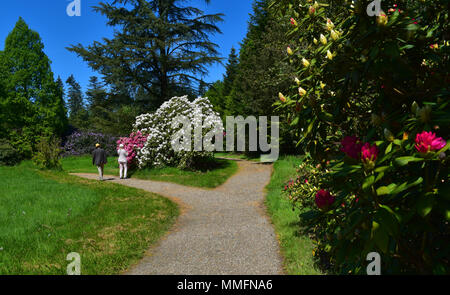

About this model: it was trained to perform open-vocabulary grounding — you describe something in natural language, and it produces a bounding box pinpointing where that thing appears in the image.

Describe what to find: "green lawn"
[0,162,178,275]
[214,152,260,162]
[62,155,239,188]
[265,156,323,275]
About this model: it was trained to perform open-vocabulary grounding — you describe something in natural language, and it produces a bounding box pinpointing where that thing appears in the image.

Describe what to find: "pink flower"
[415,131,446,153]
[361,143,379,163]
[290,17,297,26]
[341,136,363,159]
[315,189,335,210]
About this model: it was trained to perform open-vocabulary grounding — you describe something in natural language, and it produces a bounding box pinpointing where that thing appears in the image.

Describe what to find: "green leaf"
[375,206,400,237]
[416,195,434,217]
[375,166,389,173]
[371,221,389,253]
[376,183,397,196]
[385,143,393,154]
[394,156,423,166]
[363,175,375,190]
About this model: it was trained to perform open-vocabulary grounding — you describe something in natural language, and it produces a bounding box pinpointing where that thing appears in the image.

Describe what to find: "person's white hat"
[119,144,124,148]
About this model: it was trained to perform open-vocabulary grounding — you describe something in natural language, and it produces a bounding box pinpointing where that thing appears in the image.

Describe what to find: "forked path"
[72,160,283,275]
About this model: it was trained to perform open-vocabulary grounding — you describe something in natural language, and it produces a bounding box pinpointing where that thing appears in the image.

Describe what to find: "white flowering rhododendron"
[134,96,223,169]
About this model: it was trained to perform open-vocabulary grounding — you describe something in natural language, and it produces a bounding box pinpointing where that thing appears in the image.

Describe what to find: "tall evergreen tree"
[66,75,84,117]
[230,0,294,117]
[66,74,88,129]
[86,76,107,108]
[222,47,239,97]
[0,18,67,157]
[68,0,223,107]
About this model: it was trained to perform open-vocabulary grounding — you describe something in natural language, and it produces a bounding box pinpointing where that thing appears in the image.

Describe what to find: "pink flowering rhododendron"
[117,131,148,165]
[361,143,379,163]
[315,189,335,210]
[415,131,446,153]
[340,136,362,159]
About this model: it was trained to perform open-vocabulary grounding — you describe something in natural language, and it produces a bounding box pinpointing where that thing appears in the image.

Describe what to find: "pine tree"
[0,18,67,157]
[222,47,239,97]
[66,74,88,129]
[68,0,223,107]
[66,75,84,118]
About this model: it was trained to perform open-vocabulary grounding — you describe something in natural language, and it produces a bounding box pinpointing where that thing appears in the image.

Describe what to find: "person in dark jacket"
[92,143,107,180]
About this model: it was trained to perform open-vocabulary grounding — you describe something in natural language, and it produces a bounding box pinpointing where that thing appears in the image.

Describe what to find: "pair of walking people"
[92,143,128,181]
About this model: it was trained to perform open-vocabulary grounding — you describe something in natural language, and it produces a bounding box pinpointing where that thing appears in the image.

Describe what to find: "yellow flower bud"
[331,30,339,41]
[320,34,327,45]
[326,18,334,31]
[320,82,326,89]
[377,12,388,26]
[294,77,301,85]
[326,50,333,60]
[279,92,286,102]
[298,87,307,96]
[313,38,318,45]
[287,46,293,55]
[302,58,310,67]
[384,128,394,142]
[411,101,419,114]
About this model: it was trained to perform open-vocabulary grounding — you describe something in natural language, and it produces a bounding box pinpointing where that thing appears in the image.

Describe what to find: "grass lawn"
[62,155,239,188]
[265,156,323,275]
[214,152,260,162]
[0,162,178,275]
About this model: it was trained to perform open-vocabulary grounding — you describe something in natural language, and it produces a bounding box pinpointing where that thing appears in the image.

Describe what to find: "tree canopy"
[68,0,224,109]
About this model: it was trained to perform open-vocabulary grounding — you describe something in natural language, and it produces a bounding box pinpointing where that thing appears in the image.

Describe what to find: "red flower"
[415,131,446,153]
[341,136,363,159]
[361,143,379,163]
[315,189,335,210]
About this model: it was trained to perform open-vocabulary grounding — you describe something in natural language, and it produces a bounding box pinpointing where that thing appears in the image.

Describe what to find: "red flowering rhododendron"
[340,136,362,159]
[117,131,148,165]
[361,143,379,163]
[315,189,335,210]
[415,131,446,153]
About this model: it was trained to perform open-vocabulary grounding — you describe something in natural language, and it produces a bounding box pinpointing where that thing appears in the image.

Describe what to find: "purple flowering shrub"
[63,131,118,157]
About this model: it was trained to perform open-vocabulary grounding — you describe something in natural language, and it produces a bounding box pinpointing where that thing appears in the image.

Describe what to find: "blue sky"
[0,0,253,92]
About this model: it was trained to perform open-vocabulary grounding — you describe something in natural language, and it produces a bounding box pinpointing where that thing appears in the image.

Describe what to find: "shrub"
[116,131,148,167]
[0,139,20,166]
[32,136,63,170]
[134,96,223,169]
[276,0,450,274]
[63,131,118,157]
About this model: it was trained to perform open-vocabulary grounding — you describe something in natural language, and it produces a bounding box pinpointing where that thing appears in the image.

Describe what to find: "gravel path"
[71,160,283,275]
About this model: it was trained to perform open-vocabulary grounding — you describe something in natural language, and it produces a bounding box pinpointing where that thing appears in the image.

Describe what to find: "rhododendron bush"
[116,131,148,167]
[276,0,449,274]
[133,96,223,169]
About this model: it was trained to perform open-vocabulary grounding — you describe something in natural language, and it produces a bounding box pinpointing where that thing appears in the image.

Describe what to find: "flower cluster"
[315,189,335,211]
[63,131,118,157]
[134,96,223,169]
[341,136,379,166]
[415,131,446,154]
[116,131,148,166]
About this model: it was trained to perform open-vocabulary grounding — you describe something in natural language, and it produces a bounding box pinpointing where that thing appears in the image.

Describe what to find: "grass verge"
[62,156,238,188]
[265,156,323,275]
[0,162,179,274]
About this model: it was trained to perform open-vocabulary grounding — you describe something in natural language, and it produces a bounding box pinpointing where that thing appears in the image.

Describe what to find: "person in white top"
[117,144,129,179]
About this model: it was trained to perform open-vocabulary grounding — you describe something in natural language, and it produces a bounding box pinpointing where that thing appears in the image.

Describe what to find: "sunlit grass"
[62,155,239,188]
[265,156,323,275]
[0,162,178,274]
